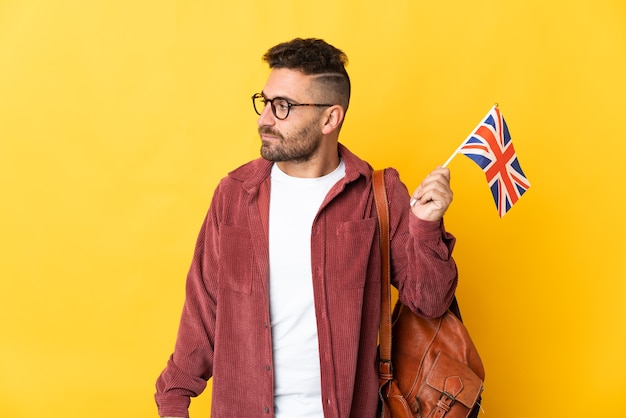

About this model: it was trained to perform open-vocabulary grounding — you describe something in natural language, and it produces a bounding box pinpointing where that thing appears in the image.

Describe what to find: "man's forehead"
[262,68,314,99]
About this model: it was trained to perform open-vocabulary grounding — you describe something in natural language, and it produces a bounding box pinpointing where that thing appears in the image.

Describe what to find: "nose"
[257,103,276,127]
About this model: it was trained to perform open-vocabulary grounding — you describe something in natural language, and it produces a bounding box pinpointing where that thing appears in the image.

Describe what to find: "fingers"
[412,167,451,202]
[410,167,453,221]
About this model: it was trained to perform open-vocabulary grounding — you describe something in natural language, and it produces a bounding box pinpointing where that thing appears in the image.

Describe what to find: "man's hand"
[410,167,453,221]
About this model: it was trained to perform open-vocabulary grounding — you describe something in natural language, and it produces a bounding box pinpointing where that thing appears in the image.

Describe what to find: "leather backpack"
[373,169,485,418]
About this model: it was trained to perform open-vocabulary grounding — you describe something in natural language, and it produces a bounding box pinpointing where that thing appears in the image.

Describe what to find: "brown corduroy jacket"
[155,144,457,418]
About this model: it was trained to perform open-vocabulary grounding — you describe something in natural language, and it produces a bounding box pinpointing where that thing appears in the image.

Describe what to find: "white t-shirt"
[268,161,346,417]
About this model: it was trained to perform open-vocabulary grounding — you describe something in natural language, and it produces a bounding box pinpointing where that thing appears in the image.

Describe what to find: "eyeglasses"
[252,93,334,120]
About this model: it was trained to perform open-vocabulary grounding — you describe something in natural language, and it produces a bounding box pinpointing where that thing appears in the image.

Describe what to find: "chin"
[260,146,279,162]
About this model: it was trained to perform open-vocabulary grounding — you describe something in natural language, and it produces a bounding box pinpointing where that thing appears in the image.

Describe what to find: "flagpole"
[441,103,498,168]
[410,103,499,207]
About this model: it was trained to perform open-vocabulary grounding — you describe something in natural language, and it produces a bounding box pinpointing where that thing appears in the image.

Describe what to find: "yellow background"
[1,1,625,417]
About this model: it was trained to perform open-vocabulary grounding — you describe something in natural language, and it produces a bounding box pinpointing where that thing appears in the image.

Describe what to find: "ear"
[321,105,345,135]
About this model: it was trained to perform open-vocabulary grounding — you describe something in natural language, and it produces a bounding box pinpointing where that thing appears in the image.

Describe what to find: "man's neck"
[275,139,341,178]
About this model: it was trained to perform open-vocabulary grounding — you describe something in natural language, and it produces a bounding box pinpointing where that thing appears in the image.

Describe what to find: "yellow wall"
[1,1,625,416]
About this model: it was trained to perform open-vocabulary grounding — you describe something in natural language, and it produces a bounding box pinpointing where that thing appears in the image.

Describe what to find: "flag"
[457,106,530,217]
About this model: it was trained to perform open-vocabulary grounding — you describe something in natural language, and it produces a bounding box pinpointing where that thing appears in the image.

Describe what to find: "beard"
[259,123,322,163]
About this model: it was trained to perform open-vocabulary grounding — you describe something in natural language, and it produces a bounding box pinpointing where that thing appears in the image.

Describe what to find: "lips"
[258,127,282,140]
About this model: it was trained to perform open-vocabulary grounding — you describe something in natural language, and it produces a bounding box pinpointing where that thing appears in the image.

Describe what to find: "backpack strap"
[372,169,393,381]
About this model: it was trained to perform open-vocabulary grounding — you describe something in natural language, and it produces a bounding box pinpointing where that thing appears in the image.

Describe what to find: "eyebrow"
[261,91,299,104]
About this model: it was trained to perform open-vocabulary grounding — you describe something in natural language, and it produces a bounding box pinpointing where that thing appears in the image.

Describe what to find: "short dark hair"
[262,38,351,112]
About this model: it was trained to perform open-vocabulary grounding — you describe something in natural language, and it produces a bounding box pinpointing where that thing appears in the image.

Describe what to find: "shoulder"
[208,158,272,208]
[338,143,403,186]
[226,157,272,183]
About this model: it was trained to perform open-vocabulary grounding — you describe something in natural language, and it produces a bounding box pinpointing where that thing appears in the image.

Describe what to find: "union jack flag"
[458,106,530,217]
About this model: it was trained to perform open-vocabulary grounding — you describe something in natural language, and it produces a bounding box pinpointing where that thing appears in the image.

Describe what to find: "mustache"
[258,127,283,139]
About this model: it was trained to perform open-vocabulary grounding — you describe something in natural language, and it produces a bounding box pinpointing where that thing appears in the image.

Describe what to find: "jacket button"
[264,406,270,413]
[265,364,270,371]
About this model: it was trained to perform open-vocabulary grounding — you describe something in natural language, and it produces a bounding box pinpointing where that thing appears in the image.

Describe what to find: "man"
[155,38,457,418]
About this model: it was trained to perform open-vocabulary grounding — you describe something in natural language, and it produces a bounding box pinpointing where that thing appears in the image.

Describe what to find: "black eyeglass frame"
[252,92,334,120]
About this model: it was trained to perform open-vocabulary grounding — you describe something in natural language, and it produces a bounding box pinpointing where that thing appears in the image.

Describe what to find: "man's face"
[257,68,325,163]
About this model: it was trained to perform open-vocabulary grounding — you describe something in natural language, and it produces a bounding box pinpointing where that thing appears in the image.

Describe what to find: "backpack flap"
[424,352,484,408]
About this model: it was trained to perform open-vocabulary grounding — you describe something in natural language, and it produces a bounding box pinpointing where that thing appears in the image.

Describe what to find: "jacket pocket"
[217,223,253,294]
[327,217,378,289]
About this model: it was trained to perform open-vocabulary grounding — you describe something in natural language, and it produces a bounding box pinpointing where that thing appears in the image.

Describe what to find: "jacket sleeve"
[385,168,458,318]
[154,197,221,417]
